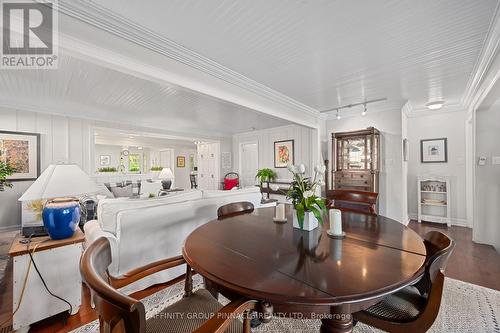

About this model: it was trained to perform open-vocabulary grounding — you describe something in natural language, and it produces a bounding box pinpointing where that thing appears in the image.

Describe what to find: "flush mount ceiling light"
[362,103,367,116]
[426,101,445,110]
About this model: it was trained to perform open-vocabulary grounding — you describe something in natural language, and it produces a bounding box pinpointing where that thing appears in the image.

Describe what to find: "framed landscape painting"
[421,138,447,163]
[0,130,40,180]
[274,139,294,168]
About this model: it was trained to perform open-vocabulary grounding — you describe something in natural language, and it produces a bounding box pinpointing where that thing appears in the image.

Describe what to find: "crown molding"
[462,1,500,112]
[56,1,319,121]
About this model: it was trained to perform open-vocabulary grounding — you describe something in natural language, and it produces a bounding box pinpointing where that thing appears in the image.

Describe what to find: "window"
[128,154,140,172]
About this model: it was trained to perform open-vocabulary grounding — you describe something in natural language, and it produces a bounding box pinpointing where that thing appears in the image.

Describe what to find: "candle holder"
[326,230,346,239]
[273,216,287,223]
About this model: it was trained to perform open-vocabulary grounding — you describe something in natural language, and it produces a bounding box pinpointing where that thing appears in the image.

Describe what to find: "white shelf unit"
[417,176,451,227]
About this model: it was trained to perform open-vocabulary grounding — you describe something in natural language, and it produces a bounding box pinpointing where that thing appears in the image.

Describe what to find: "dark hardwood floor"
[408,220,500,291]
[0,220,498,332]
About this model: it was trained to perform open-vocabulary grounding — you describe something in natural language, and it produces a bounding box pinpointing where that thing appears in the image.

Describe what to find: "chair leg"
[243,310,252,333]
[184,264,193,297]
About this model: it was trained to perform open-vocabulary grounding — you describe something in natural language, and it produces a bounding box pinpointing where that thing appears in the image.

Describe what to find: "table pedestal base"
[320,316,353,333]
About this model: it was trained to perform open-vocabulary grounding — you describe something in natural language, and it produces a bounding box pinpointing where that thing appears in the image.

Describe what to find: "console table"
[8,230,84,332]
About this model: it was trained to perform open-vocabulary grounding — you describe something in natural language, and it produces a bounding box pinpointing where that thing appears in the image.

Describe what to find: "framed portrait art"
[274,140,294,168]
[177,156,186,168]
[421,138,447,163]
[0,130,40,181]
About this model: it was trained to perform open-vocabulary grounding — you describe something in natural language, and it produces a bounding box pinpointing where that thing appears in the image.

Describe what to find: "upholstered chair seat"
[146,289,243,333]
[361,285,427,323]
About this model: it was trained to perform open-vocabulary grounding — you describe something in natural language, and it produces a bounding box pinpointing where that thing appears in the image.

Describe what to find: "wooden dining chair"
[326,189,378,215]
[81,237,261,333]
[353,231,455,333]
[217,202,255,220]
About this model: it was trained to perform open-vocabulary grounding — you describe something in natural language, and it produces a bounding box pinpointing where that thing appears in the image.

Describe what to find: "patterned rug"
[71,275,500,333]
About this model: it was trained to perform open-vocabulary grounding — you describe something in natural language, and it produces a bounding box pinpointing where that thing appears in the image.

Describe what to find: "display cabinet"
[332,127,380,192]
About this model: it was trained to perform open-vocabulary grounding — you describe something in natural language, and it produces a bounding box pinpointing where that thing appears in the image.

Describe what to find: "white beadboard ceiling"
[0,54,290,137]
[85,0,497,113]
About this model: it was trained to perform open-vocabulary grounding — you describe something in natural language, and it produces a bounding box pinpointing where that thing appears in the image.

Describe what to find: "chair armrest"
[192,299,258,333]
[109,255,186,289]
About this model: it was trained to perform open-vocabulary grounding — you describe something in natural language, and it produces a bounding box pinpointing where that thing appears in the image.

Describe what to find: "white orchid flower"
[303,190,314,198]
[314,164,326,174]
[298,164,306,174]
[287,164,296,173]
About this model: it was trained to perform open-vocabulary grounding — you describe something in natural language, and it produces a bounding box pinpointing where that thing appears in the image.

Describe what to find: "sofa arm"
[84,220,120,274]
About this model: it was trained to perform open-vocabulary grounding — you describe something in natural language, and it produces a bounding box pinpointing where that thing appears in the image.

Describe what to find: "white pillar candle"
[329,209,342,235]
[276,203,286,220]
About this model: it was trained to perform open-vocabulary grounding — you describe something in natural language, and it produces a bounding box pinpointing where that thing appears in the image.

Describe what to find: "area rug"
[71,275,500,333]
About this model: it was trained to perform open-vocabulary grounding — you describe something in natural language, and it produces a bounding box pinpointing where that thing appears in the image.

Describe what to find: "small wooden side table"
[8,230,85,332]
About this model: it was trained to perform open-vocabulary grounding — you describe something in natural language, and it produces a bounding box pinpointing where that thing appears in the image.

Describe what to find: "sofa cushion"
[140,180,163,197]
[97,190,203,235]
[111,184,133,198]
[104,180,142,197]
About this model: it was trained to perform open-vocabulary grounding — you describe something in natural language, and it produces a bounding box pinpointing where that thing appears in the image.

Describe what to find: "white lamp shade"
[18,164,99,201]
[158,167,174,180]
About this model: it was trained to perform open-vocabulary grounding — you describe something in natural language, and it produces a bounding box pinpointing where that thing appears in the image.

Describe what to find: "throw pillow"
[111,184,133,198]
[224,178,238,190]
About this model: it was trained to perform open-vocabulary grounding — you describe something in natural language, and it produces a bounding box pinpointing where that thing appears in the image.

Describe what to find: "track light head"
[336,110,341,120]
[362,103,367,116]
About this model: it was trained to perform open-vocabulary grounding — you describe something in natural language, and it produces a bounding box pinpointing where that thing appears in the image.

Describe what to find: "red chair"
[222,172,239,190]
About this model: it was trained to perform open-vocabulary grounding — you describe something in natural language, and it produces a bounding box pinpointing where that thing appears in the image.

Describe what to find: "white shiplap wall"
[0,107,234,229]
[0,107,92,229]
[232,124,319,181]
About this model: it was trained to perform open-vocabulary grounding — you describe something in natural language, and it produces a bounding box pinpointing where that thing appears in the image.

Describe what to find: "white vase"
[292,208,319,231]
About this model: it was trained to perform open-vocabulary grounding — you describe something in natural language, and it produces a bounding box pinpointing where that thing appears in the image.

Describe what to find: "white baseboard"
[408,213,470,228]
[0,224,21,231]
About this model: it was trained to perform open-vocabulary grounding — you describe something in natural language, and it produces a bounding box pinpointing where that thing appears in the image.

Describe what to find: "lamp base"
[42,198,80,240]
[161,180,172,190]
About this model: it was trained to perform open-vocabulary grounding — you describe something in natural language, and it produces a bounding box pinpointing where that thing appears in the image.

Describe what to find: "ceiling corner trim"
[461,1,500,111]
[57,1,319,119]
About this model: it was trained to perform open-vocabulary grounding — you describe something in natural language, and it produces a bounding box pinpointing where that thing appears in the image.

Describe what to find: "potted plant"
[97,166,118,173]
[255,168,277,187]
[0,161,15,191]
[286,164,327,231]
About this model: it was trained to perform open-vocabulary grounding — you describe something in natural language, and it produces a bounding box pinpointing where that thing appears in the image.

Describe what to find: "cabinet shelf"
[417,176,451,227]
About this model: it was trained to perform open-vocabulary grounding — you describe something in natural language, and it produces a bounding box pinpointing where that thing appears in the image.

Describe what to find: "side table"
[8,230,85,332]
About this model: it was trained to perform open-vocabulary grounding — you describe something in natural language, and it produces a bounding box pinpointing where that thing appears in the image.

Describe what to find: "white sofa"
[84,187,262,293]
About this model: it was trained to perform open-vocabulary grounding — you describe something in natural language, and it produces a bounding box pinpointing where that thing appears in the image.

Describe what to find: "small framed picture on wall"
[177,156,186,168]
[100,155,111,166]
[274,140,294,168]
[421,138,447,163]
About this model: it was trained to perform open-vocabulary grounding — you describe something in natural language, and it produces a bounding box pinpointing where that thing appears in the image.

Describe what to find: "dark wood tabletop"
[183,205,426,333]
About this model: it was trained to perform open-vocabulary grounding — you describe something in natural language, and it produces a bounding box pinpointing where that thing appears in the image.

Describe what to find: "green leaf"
[315,198,326,211]
[310,206,323,225]
[295,203,305,229]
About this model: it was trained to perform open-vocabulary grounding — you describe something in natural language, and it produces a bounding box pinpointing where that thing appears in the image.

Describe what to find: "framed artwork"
[221,152,232,169]
[100,155,111,166]
[177,156,186,168]
[421,138,447,163]
[0,130,40,181]
[274,139,294,168]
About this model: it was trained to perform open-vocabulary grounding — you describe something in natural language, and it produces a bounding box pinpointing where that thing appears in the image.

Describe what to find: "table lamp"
[19,164,99,240]
[158,167,174,190]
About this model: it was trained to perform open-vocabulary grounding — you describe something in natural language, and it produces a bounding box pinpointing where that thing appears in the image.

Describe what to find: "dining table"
[182,205,427,333]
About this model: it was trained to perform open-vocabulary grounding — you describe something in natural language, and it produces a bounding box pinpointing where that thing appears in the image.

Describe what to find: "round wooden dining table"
[182,206,427,333]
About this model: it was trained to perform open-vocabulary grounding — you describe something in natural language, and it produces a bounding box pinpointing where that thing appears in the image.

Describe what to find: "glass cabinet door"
[341,137,366,170]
